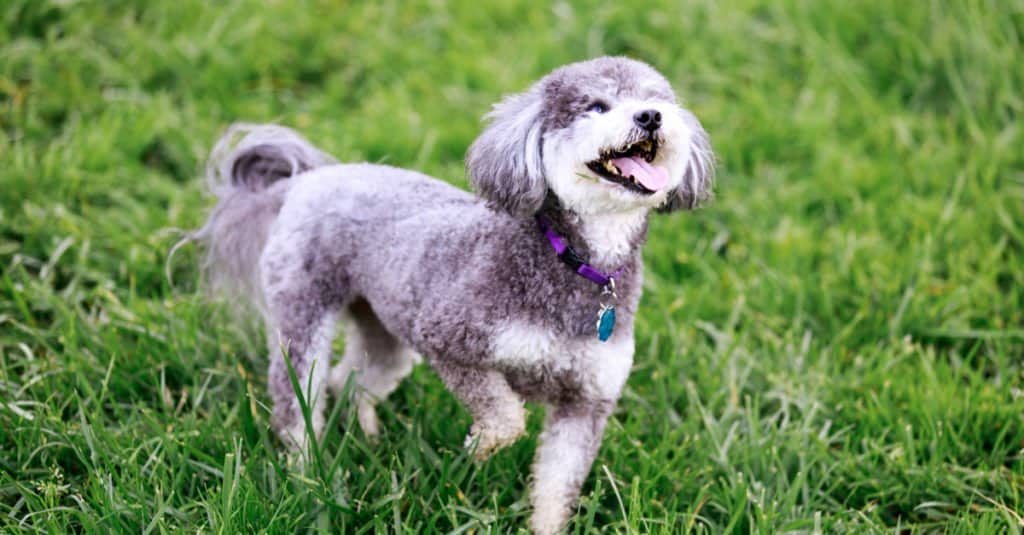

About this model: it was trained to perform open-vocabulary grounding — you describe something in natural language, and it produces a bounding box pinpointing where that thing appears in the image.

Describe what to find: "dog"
[195,56,713,534]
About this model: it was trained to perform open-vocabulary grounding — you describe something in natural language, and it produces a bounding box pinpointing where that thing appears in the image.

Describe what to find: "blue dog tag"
[597,305,615,342]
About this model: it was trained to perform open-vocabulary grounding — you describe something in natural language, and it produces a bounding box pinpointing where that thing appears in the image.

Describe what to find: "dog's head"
[467,57,713,217]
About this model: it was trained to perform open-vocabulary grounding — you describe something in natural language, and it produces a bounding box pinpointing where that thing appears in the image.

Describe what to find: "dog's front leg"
[529,401,614,535]
[433,361,527,460]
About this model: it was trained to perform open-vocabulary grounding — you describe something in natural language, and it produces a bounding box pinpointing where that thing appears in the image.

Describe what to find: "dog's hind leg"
[328,299,419,438]
[264,295,341,454]
[261,238,351,454]
[432,361,527,460]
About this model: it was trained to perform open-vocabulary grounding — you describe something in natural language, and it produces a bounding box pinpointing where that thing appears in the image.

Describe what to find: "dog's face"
[467,57,713,217]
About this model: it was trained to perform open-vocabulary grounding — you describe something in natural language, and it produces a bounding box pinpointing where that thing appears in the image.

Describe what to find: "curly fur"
[194,57,713,534]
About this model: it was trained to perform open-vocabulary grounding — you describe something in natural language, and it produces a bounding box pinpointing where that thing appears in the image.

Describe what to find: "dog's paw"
[529,503,572,535]
[464,405,527,461]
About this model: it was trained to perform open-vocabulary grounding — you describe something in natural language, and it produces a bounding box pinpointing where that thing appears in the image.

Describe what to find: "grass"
[2,0,1023,532]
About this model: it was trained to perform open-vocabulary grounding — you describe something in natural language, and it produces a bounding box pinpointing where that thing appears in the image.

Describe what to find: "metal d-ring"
[601,277,617,300]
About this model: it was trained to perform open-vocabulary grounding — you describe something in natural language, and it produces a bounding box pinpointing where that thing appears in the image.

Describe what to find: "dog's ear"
[467,89,547,217]
[658,112,714,213]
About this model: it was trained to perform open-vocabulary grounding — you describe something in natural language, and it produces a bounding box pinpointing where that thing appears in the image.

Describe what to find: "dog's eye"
[586,101,609,114]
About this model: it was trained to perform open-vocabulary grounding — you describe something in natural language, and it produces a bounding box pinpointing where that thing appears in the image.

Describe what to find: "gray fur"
[539,57,677,130]
[195,57,713,535]
[207,122,337,194]
[466,89,548,217]
[194,124,336,303]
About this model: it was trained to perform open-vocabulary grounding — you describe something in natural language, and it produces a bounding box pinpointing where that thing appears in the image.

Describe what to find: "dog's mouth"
[585,138,669,195]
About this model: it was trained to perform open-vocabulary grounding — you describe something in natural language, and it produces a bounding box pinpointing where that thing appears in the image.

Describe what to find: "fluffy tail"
[187,123,336,308]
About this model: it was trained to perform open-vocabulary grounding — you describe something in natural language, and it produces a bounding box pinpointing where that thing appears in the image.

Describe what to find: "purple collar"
[536,215,623,286]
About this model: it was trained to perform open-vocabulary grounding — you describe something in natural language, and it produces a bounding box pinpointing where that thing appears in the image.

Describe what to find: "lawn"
[2,0,1023,532]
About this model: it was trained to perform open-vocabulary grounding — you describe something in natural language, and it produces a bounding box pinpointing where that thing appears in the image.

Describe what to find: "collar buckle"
[558,247,586,270]
[536,215,624,287]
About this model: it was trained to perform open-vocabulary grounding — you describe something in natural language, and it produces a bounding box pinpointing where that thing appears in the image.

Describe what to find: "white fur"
[580,334,634,399]
[491,321,559,368]
[524,330,635,535]
[529,415,590,534]
[493,321,634,400]
[544,99,692,210]
[463,370,528,461]
[492,321,636,534]
[542,98,696,264]
[578,208,649,268]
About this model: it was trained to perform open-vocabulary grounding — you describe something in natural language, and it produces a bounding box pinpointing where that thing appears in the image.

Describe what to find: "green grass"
[2,0,1023,532]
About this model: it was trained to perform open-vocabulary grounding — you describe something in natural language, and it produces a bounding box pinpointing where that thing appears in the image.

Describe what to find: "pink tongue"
[610,156,670,192]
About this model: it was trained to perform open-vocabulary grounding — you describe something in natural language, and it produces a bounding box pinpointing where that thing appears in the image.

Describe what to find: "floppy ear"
[466,89,547,217]
[659,112,714,213]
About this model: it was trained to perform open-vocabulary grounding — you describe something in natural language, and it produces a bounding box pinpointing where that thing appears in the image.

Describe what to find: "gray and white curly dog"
[195,56,713,534]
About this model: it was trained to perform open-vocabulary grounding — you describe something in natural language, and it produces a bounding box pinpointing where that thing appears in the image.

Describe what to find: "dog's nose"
[633,109,662,131]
